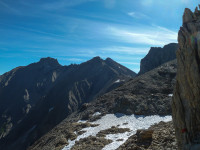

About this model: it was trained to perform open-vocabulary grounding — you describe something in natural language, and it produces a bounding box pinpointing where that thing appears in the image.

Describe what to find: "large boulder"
[172,6,200,150]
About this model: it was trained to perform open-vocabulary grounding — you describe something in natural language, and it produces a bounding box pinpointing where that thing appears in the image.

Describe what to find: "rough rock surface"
[0,56,135,150]
[117,121,177,150]
[93,60,177,116]
[96,126,130,137]
[27,122,99,150]
[71,136,112,150]
[172,7,200,149]
[139,43,178,75]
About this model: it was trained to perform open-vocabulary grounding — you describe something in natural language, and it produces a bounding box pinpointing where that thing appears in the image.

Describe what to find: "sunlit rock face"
[172,6,200,150]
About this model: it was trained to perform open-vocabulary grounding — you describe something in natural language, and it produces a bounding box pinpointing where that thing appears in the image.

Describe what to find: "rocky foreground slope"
[139,43,178,75]
[0,57,135,150]
[172,7,200,149]
[27,59,177,150]
[118,121,177,150]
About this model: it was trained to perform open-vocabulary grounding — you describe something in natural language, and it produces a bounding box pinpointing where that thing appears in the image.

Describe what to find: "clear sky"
[0,0,199,75]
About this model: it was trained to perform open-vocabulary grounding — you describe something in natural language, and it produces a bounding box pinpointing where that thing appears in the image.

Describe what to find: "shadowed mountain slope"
[27,59,177,150]
[0,56,136,150]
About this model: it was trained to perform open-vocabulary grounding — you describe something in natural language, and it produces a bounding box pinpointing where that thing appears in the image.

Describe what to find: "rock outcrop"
[118,121,177,150]
[139,43,178,75]
[94,60,177,116]
[0,56,136,150]
[172,7,200,149]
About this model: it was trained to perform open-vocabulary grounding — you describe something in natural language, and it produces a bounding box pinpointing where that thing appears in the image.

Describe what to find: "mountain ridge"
[0,56,136,150]
[26,59,177,150]
[138,43,178,75]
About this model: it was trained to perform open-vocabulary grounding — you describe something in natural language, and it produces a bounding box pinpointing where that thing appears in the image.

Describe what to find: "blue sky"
[0,0,199,75]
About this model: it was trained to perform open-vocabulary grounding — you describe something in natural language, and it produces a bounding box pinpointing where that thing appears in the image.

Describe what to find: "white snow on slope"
[92,112,101,116]
[168,94,173,97]
[62,113,172,150]
[114,79,120,83]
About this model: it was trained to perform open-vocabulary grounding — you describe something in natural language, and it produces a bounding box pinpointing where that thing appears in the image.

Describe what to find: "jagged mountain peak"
[105,57,119,65]
[138,43,178,75]
[86,56,116,64]
[149,43,177,53]
[81,56,136,76]
[0,56,136,150]
[105,57,114,62]
[37,57,60,67]
[90,56,102,61]
[163,43,178,49]
[81,56,104,66]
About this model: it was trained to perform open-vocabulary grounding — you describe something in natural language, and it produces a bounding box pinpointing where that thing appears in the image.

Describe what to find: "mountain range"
[1,5,200,150]
[27,58,177,150]
[0,43,178,150]
[0,56,136,150]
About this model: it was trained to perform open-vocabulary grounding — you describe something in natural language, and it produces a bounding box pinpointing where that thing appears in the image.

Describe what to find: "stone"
[117,121,177,150]
[136,129,153,141]
[183,8,194,23]
[138,43,178,75]
[172,7,200,150]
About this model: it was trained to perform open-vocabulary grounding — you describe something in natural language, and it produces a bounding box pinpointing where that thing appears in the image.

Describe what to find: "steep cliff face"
[139,43,178,75]
[172,7,200,149]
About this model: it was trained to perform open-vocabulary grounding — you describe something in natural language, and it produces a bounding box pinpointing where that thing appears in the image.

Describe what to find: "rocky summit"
[172,6,200,150]
[139,43,178,75]
[0,57,135,150]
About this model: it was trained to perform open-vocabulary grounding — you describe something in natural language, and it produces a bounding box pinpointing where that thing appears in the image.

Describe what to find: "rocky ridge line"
[27,59,177,150]
[139,43,178,75]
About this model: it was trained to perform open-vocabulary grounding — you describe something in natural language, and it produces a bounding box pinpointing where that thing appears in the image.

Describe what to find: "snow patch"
[168,94,173,97]
[77,120,87,123]
[92,112,101,116]
[62,114,172,150]
[114,79,120,83]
